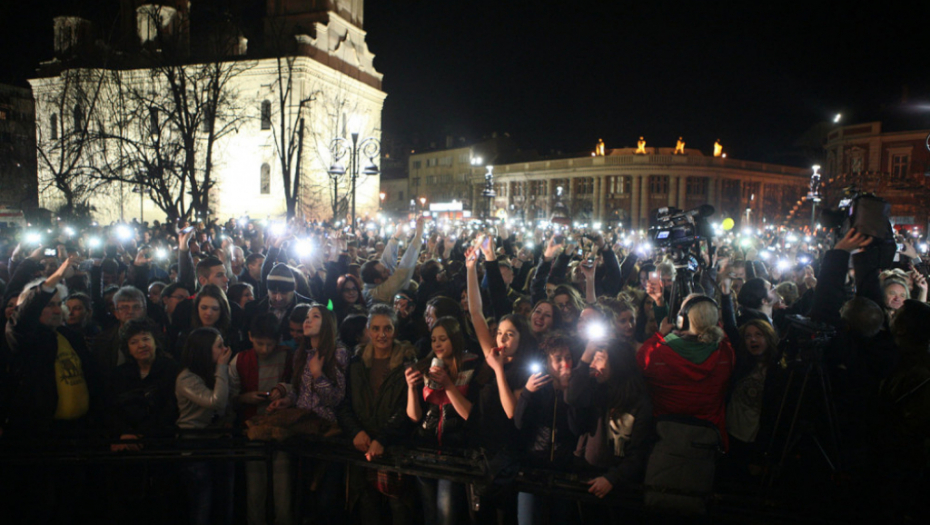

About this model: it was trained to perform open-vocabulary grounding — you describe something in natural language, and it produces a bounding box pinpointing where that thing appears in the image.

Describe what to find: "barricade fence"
[0,429,855,524]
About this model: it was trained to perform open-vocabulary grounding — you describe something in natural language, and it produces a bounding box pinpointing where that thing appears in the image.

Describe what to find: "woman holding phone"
[465,236,539,522]
[405,316,479,525]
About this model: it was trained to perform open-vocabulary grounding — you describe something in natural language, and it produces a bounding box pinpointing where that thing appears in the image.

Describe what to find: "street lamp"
[482,165,495,219]
[379,191,386,211]
[419,196,427,214]
[809,164,822,231]
[328,131,381,228]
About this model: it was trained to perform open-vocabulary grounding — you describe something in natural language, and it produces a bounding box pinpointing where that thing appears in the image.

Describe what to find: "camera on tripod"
[778,314,836,364]
[649,204,715,270]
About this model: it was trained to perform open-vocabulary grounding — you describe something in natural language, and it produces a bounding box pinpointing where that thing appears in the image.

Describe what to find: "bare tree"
[92,6,251,222]
[32,67,111,218]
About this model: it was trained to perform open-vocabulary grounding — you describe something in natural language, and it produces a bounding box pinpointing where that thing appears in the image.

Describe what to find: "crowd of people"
[0,209,928,524]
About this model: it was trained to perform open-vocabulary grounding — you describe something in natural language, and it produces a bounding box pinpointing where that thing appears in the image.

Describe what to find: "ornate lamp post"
[328,132,381,228]
[482,165,495,220]
[809,164,822,231]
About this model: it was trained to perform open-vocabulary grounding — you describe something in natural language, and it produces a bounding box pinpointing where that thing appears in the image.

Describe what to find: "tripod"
[763,343,843,487]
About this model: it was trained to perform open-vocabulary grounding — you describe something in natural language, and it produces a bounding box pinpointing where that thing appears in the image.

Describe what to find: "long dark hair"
[191,284,231,333]
[293,304,341,389]
[181,327,223,389]
[531,299,564,332]
[430,316,466,380]
[498,313,539,366]
[601,337,647,415]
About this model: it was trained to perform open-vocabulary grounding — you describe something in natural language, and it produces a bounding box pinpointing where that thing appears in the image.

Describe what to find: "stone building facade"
[29,1,385,223]
[823,121,930,226]
[411,144,810,228]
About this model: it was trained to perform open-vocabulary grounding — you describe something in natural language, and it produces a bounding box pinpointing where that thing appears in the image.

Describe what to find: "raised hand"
[525,372,552,393]
[834,228,872,252]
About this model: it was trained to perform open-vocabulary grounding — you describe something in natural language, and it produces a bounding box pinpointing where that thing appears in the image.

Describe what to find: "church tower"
[262,0,380,89]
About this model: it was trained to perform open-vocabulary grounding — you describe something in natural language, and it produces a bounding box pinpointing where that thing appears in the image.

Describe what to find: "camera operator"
[805,228,900,480]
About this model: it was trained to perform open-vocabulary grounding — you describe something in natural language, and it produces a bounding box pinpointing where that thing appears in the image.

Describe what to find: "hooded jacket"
[637,331,734,448]
[337,339,418,446]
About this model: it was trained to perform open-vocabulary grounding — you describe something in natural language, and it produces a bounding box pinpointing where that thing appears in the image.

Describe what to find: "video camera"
[820,187,895,268]
[650,204,715,247]
[820,188,892,240]
[648,204,715,269]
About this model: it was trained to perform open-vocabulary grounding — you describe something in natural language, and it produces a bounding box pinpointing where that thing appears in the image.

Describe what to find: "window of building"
[50,114,58,140]
[412,160,422,169]
[686,177,708,196]
[427,158,438,167]
[149,107,159,135]
[891,154,910,180]
[260,163,271,194]
[721,179,741,200]
[440,156,452,166]
[73,104,83,132]
[648,175,669,195]
[260,100,271,130]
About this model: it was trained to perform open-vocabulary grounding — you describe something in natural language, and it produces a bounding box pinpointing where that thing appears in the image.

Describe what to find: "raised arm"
[466,245,495,356]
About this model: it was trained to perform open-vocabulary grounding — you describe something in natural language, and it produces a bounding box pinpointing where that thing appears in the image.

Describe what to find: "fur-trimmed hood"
[357,339,417,370]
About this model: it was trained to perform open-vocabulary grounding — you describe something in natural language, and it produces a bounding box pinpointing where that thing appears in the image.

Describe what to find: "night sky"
[3,1,928,166]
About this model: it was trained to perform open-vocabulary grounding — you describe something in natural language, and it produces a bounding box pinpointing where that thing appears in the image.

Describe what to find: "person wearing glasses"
[92,286,154,379]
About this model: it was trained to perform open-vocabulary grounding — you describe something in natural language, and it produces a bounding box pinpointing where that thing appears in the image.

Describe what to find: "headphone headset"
[676,295,719,331]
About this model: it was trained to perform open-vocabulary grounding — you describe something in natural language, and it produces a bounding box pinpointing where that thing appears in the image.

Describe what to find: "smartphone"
[649,271,659,280]
[482,236,490,250]
[180,226,194,234]
[553,235,565,245]
[44,248,57,257]
[897,243,905,252]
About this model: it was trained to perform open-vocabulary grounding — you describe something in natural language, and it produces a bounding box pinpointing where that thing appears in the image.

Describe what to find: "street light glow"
[834,113,842,123]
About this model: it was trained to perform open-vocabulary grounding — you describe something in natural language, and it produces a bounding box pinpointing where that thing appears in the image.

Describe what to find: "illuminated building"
[411,141,810,228]
[823,121,930,226]
[28,1,385,222]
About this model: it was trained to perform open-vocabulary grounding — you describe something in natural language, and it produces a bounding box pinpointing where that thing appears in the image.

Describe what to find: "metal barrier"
[0,432,853,524]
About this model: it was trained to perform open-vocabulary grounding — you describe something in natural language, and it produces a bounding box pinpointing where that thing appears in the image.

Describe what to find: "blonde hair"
[687,298,724,345]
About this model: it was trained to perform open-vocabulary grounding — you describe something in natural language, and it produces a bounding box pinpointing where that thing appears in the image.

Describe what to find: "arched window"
[260,163,271,194]
[73,104,83,132]
[50,114,58,140]
[149,107,159,135]
[260,100,271,130]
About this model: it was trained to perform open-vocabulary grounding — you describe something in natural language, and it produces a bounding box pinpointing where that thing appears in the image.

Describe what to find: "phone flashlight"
[529,362,543,375]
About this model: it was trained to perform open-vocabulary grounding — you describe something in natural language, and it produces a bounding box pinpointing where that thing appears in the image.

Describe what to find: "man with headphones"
[636,292,735,514]
[636,293,735,447]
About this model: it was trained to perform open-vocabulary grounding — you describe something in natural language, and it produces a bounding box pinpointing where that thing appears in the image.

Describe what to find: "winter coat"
[3,285,103,437]
[637,332,734,448]
[109,355,180,437]
[337,339,417,446]
[413,352,480,449]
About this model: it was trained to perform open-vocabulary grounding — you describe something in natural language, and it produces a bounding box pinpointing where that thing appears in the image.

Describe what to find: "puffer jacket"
[337,339,417,446]
[414,352,480,449]
[176,365,231,430]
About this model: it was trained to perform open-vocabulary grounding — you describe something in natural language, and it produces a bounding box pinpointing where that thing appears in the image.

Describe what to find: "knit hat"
[266,263,296,293]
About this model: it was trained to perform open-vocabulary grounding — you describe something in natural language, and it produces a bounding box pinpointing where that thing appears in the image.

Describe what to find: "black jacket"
[3,286,103,437]
[108,355,180,437]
